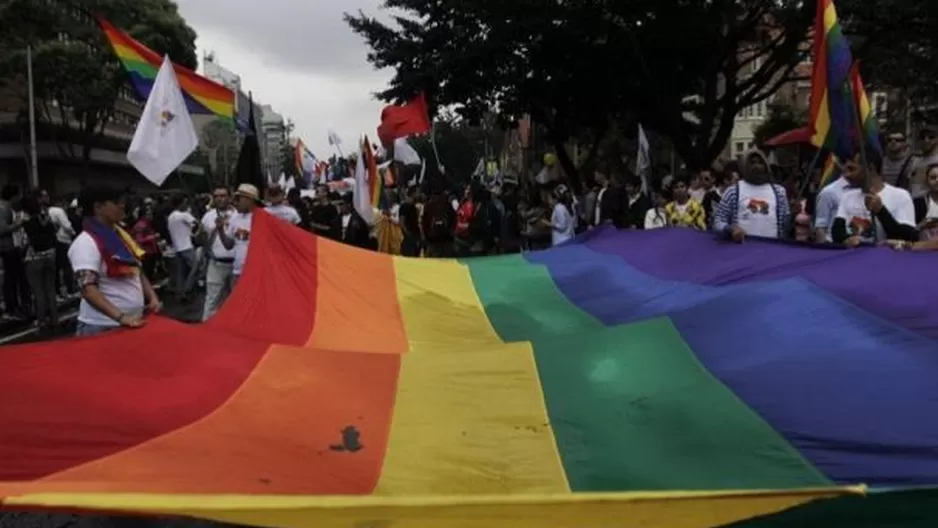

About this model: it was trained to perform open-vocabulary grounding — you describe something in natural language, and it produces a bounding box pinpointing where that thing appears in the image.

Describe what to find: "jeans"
[55,241,75,294]
[202,260,233,321]
[174,249,199,296]
[76,321,118,337]
[25,255,57,327]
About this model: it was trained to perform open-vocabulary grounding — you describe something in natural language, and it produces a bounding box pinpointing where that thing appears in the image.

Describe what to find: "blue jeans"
[75,321,118,337]
[174,249,199,295]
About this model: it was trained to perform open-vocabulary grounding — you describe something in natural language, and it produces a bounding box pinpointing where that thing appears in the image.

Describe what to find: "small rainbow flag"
[97,17,235,123]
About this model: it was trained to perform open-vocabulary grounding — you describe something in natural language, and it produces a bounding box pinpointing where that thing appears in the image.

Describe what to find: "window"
[735,142,744,155]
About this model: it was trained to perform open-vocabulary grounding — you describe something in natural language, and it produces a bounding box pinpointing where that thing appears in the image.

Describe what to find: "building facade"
[260,104,286,179]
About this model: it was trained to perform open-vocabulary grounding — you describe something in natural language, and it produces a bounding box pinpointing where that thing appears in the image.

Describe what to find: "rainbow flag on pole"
[848,62,883,157]
[97,17,235,123]
[807,0,855,160]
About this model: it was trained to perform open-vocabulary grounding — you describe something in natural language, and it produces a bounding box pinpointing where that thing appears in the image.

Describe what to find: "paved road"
[1,293,230,528]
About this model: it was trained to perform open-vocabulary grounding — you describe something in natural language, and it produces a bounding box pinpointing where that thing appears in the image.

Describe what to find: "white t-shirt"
[551,203,576,246]
[68,232,144,327]
[736,180,779,238]
[814,178,851,242]
[836,184,915,243]
[225,212,253,276]
[266,204,301,225]
[644,208,668,229]
[201,208,235,259]
[341,213,352,238]
[48,206,74,244]
[167,210,196,252]
[594,187,608,225]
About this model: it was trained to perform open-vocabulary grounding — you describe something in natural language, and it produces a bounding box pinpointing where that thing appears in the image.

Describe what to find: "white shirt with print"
[836,184,915,243]
[736,181,779,239]
[225,212,254,276]
[922,197,938,241]
[201,208,236,259]
[68,232,144,327]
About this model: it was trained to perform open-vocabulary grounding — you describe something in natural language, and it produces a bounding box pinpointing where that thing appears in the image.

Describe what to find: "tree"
[834,0,938,102]
[752,102,807,147]
[0,0,198,162]
[346,0,820,190]
[407,109,503,187]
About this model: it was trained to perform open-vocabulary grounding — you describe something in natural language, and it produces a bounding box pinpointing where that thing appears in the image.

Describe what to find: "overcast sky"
[174,0,393,156]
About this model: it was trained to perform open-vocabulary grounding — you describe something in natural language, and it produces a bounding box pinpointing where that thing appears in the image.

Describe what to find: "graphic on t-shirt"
[848,216,873,238]
[746,199,770,215]
[234,228,250,241]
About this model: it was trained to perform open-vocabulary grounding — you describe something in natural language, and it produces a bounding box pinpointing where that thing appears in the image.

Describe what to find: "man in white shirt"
[217,184,260,287]
[265,185,302,225]
[832,153,917,246]
[68,186,160,336]
[200,186,236,321]
[166,195,199,301]
[43,192,77,297]
[813,168,851,243]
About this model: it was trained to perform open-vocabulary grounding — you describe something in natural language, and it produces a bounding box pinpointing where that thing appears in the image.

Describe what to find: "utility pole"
[26,45,39,190]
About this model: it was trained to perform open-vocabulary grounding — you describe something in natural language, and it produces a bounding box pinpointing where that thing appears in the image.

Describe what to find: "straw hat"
[234,183,261,203]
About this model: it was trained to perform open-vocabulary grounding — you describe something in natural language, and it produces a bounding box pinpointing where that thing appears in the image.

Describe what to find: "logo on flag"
[159,110,175,127]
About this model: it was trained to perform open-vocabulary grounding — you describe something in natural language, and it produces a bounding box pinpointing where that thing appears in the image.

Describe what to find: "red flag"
[377,93,431,146]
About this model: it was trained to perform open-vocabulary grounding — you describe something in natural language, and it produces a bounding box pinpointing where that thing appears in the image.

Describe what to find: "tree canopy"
[347,0,938,188]
[0,0,198,161]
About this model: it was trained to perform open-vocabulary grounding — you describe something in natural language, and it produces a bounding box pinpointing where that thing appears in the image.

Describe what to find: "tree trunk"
[552,138,582,195]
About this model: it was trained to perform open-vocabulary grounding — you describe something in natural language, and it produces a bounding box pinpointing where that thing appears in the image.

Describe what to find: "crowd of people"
[1,126,937,336]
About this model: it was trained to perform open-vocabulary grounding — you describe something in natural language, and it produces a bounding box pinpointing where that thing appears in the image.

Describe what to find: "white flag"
[353,137,376,225]
[127,56,198,186]
[636,124,651,194]
[393,136,422,166]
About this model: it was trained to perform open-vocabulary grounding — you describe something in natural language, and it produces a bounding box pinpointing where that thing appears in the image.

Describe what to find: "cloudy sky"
[174,0,394,155]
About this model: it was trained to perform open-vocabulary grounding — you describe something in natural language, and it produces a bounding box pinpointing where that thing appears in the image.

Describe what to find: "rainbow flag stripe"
[808,0,855,159]
[819,154,839,187]
[97,17,235,123]
[849,63,883,156]
[2,216,938,527]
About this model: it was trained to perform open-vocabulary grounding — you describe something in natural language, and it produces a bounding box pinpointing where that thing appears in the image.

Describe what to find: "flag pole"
[847,76,870,193]
[26,45,39,190]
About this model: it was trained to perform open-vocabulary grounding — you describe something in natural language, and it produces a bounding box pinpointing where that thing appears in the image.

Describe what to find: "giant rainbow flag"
[2,212,937,528]
[97,17,235,123]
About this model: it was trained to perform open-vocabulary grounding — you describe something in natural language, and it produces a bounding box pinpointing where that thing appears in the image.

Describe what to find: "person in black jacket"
[623,177,651,229]
[593,167,628,228]
[333,196,371,249]
[831,153,918,246]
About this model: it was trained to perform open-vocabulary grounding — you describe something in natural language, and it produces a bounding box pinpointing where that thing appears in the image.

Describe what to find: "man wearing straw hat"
[216,184,262,288]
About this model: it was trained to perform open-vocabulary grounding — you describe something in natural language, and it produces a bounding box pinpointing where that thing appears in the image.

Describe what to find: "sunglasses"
[887,137,905,143]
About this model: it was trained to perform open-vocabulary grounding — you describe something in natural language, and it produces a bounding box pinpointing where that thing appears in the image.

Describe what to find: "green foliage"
[752,102,807,148]
[0,0,198,160]
[835,0,938,101]
[346,0,816,180]
[347,0,938,181]
[407,109,503,187]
